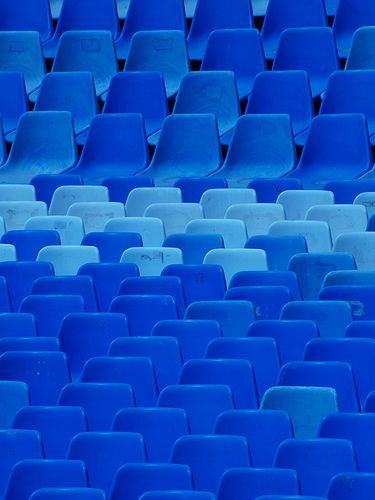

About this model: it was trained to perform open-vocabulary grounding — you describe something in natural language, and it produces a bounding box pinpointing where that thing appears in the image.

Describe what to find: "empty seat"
[346,26,375,70]
[126,187,182,218]
[246,235,307,271]
[354,192,375,219]
[0,381,29,429]
[273,27,339,98]
[175,178,228,204]
[37,246,100,275]
[171,435,251,493]
[13,406,87,459]
[67,202,125,233]
[320,285,375,320]
[49,185,109,216]
[281,300,353,338]
[1,230,60,261]
[327,270,375,287]
[0,244,16,262]
[124,30,189,98]
[249,178,302,204]
[107,217,165,247]
[261,387,338,438]
[325,180,375,204]
[0,184,35,202]
[187,220,247,249]
[226,286,292,320]
[0,337,59,355]
[121,247,183,276]
[141,115,222,186]
[102,176,154,204]
[82,232,142,263]
[347,320,375,340]
[0,0,52,43]
[334,233,375,270]
[145,203,203,236]
[201,29,266,100]
[0,313,36,338]
[60,313,128,381]
[31,174,83,207]
[201,188,257,219]
[328,472,375,500]
[277,190,334,221]
[227,204,286,239]
[25,216,84,246]
[0,112,77,183]
[0,201,47,231]
[58,382,135,431]
[158,384,234,433]
[268,221,332,252]
[52,31,118,96]
[68,114,150,183]
[229,270,301,300]
[163,234,224,265]
[0,72,28,141]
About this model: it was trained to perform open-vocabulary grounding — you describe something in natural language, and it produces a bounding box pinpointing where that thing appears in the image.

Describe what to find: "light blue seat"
[0,184,35,201]
[105,217,165,247]
[120,247,183,276]
[25,216,85,245]
[174,177,227,203]
[30,174,82,207]
[49,185,109,216]
[346,27,375,70]
[37,246,100,275]
[145,203,203,236]
[0,201,47,231]
[187,219,247,249]
[67,202,125,233]
[268,221,332,252]
[125,187,181,217]
[82,232,142,263]
[0,244,17,262]
[200,188,257,219]
[276,190,334,221]
[334,232,375,271]
[102,177,154,203]
[0,72,28,142]
[354,192,375,219]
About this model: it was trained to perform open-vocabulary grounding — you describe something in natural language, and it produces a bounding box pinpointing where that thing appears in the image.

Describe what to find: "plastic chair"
[102,177,154,204]
[124,30,189,98]
[202,29,266,100]
[113,407,189,463]
[32,174,82,207]
[248,179,302,204]
[0,313,36,338]
[52,31,118,97]
[274,439,357,497]
[334,233,375,271]
[246,235,307,271]
[30,489,107,500]
[0,381,29,429]
[0,72,28,141]
[0,230,59,261]
[346,320,375,339]
[214,115,296,186]
[171,435,251,493]
[82,232,142,263]
[229,270,301,300]
[125,187,182,217]
[0,201,47,231]
[324,179,375,204]
[0,277,11,313]
[354,192,375,219]
[24,216,83,246]
[225,286,292,320]
[320,285,375,321]
[0,244,16,262]
[0,184,35,201]
[120,248,183,276]
[289,253,356,300]
[174,177,228,203]
[201,188,258,219]
[185,300,256,337]
[0,337,59,355]
[158,384,234,433]
[67,202,125,233]
[37,246,100,275]
[328,472,375,500]
[58,382,135,431]
[346,27,375,70]
[145,203,203,236]
[187,220,247,249]
[141,114,223,186]
[0,0,53,43]
[273,27,339,99]
[13,406,87,459]
[268,221,332,252]
[68,432,146,494]
[277,190,334,221]
[163,234,224,265]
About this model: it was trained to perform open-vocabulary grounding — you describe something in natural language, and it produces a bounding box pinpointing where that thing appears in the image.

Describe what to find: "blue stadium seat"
[121,248,183,276]
[188,220,247,250]
[320,285,375,321]
[213,115,296,186]
[25,216,84,245]
[0,381,29,429]
[31,174,81,206]
[0,351,69,405]
[126,187,182,217]
[171,435,251,493]
[0,337,59,355]
[325,179,375,204]
[0,0,53,43]
[306,205,368,242]
[217,468,299,500]
[261,0,328,59]
[145,203,203,236]
[117,0,187,60]
[0,313,36,338]
[103,72,168,140]
[215,409,292,468]
[230,271,301,300]
[60,313,129,381]
[174,178,228,203]
[248,320,318,364]
[248,179,302,204]
[328,472,375,500]
[106,218,165,246]
[288,114,373,188]
[0,112,77,183]
[68,114,149,184]
[68,432,146,495]
[274,439,357,497]
[81,356,159,406]
[261,387,339,438]
[13,406,87,459]
[82,232,142,263]
[0,201,47,231]
[1,230,60,261]
[110,463,193,500]
[163,234,224,264]
[0,244,15,262]
[346,320,375,338]
[158,384,234,433]
[252,0,268,16]
[269,221,332,252]
[0,279,11,312]
[207,337,280,399]
[20,295,85,337]
[0,72,28,142]
[78,262,139,312]
[273,28,339,99]
[334,233,375,271]
[305,338,375,409]
[4,459,87,500]
[289,253,356,300]
[113,407,189,463]
[246,236,307,271]
[246,71,313,146]
[44,0,120,58]
[71,200,127,232]
[58,382,134,431]
[200,188,257,219]
[30,489,106,500]
[152,319,222,362]
[52,31,118,97]
[111,295,178,335]
[37,246,100,275]
[365,391,375,411]
[227,202,285,240]
[346,27,375,70]
[0,184,35,201]
[277,190,334,220]
[162,264,226,304]
[102,177,154,204]
[187,0,253,60]
[185,300,256,338]
[279,361,360,412]
[201,29,266,100]
[179,358,258,409]
[354,192,375,219]
[124,30,189,98]
[141,114,222,186]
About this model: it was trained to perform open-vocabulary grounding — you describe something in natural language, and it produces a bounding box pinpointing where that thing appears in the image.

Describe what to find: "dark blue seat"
[110,295,178,336]
[320,285,375,321]
[289,253,356,300]
[102,177,154,204]
[1,230,60,261]
[230,271,301,301]
[346,26,375,70]
[0,72,28,142]
[215,409,293,468]
[328,472,375,500]
[0,0,53,43]
[201,29,266,100]
[325,180,375,204]
[140,493,215,500]
[58,382,134,431]
[68,432,146,495]
[248,320,318,364]
[60,313,129,381]
[81,356,158,406]
[82,232,143,263]
[158,384,234,433]
[217,468,299,500]
[367,214,375,231]
[346,320,375,339]
[225,286,292,320]
[78,263,139,312]
[152,319,222,362]
[109,336,182,391]
[13,406,87,459]
[274,439,357,496]
[4,459,87,500]
[0,337,59,355]
[246,235,307,271]
[273,27,339,98]
[113,407,189,463]
[0,381,29,429]
[30,489,107,499]
[163,234,224,264]
[179,358,258,409]
[0,313,36,338]
[0,277,10,313]
[110,463,193,500]
[31,174,82,207]
[174,178,227,203]
[0,351,69,405]
[305,338,375,409]
[248,179,302,204]
[171,435,251,493]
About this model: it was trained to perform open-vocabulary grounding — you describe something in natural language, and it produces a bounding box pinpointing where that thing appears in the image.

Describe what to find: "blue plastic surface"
[0,381,29,429]
[0,313,36,338]
[0,72,28,140]
[82,232,143,263]
[328,472,375,500]
[230,271,301,301]
[102,177,154,204]
[0,337,59,354]
[163,234,225,264]
[1,230,60,261]
[248,179,302,204]
[0,0,53,43]
[30,489,107,500]
[346,27,375,70]
[246,235,307,271]
[226,286,292,320]
[31,174,82,207]
[320,285,375,321]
